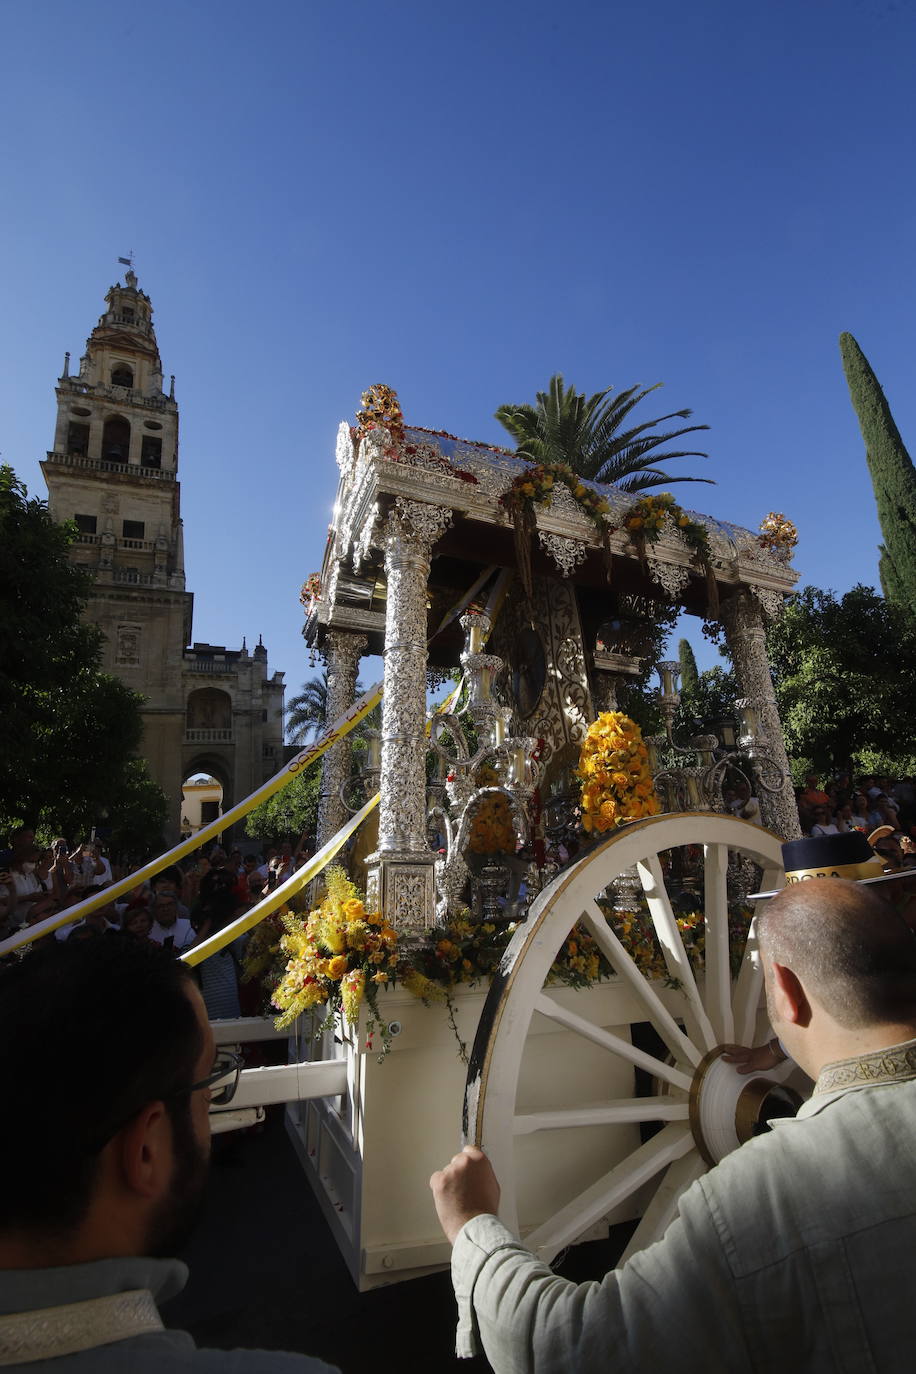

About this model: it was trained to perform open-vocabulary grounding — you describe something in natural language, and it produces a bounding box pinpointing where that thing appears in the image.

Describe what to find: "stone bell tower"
[41,268,193,837]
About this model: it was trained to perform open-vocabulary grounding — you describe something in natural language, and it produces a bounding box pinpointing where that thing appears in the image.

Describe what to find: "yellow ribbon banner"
[182,792,380,967]
[0,683,383,957]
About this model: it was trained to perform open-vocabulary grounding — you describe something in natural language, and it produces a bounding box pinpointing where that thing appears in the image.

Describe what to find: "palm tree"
[495,374,713,493]
[285,671,378,746]
[285,674,328,745]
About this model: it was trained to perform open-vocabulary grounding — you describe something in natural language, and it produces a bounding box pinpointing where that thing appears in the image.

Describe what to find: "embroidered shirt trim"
[0,1288,162,1366]
[814,1037,916,1097]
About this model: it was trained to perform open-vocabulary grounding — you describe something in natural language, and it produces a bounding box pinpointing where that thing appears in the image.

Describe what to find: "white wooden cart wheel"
[464,811,793,1267]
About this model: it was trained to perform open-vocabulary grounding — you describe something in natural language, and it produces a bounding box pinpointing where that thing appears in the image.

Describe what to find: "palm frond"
[496,374,713,492]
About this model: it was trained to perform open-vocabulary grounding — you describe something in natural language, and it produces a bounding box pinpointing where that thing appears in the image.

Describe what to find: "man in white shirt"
[148,894,195,953]
[432,879,916,1373]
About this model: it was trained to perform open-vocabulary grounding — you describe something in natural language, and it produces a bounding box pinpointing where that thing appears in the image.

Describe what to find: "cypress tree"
[678,638,699,694]
[839,332,916,609]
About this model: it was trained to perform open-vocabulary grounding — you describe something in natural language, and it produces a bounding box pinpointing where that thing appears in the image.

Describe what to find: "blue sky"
[3,0,915,705]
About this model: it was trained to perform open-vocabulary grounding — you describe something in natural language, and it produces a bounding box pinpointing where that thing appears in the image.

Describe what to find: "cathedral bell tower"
[42,269,194,837]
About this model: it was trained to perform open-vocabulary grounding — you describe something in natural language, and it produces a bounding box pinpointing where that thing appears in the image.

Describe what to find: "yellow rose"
[327,955,348,979]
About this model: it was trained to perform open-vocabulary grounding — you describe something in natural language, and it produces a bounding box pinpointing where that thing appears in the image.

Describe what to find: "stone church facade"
[41,270,285,841]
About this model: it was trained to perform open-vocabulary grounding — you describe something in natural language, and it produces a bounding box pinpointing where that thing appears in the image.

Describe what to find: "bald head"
[757,879,916,1030]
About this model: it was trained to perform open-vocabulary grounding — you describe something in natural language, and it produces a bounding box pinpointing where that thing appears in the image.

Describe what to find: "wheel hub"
[688,1046,802,1166]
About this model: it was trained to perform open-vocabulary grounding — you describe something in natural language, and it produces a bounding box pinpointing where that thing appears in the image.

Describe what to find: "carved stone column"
[316,629,368,850]
[720,591,800,840]
[367,499,453,932]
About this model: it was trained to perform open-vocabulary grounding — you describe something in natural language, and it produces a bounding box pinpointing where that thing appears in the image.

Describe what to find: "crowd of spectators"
[0,827,314,1019]
[794,773,916,868]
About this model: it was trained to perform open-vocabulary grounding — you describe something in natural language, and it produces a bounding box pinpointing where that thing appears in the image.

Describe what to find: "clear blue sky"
[3,0,915,700]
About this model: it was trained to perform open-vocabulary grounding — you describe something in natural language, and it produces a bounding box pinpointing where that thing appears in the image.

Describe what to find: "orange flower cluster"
[468,792,517,854]
[577,711,660,834]
[624,492,709,555]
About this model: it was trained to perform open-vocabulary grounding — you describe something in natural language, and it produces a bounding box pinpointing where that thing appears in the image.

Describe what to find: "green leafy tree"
[766,584,916,777]
[674,664,739,737]
[0,465,167,848]
[839,333,916,611]
[245,767,321,845]
[495,374,712,492]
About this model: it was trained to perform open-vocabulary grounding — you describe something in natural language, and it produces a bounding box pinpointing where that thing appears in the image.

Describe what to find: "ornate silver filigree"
[377,507,442,864]
[387,865,436,934]
[391,497,454,549]
[537,529,589,578]
[515,576,595,767]
[353,501,380,573]
[450,446,519,500]
[546,482,582,519]
[335,420,356,474]
[645,552,691,601]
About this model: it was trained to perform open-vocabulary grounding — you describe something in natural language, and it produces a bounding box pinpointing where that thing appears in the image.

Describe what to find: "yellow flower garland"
[577,711,660,834]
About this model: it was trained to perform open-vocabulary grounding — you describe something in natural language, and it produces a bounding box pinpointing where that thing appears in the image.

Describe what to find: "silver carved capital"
[387,497,454,553]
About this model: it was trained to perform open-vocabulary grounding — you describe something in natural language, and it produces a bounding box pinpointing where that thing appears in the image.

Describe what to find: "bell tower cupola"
[41,267,185,590]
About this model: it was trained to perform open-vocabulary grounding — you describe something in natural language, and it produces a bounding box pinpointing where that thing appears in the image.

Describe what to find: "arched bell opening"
[102,413,131,464]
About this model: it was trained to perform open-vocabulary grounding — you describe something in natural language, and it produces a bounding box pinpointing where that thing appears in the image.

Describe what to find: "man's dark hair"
[757,879,916,1028]
[0,939,202,1233]
[150,865,184,890]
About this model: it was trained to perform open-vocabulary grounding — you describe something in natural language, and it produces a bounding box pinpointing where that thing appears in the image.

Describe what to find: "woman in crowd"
[810,804,839,837]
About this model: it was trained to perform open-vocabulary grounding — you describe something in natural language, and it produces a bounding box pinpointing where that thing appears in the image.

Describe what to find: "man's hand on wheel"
[430,1145,501,1245]
[721,1040,785,1074]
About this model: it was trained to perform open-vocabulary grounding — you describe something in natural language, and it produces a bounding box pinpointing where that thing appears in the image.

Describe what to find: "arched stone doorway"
[180,755,234,847]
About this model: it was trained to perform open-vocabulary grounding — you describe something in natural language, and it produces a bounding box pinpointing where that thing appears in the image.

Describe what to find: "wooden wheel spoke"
[702,843,734,1043]
[581,899,700,1067]
[637,855,718,1051]
[617,1150,707,1265]
[533,993,693,1092]
[514,1096,689,1135]
[522,1123,694,1260]
[732,864,780,1044]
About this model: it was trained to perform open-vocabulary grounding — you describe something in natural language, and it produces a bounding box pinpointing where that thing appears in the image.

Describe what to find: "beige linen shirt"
[452,1041,916,1372]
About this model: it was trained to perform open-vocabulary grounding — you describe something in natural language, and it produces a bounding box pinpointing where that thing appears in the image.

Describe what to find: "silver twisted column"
[368,499,453,932]
[316,629,368,850]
